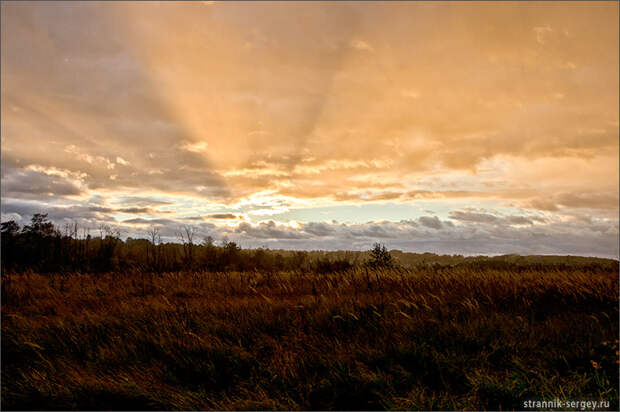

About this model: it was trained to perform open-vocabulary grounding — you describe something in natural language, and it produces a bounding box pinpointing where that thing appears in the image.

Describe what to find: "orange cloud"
[1,2,617,256]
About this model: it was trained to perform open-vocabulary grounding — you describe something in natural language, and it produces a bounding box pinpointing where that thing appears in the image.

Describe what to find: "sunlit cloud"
[533,25,553,44]
[179,141,209,153]
[1,1,617,257]
[349,38,374,52]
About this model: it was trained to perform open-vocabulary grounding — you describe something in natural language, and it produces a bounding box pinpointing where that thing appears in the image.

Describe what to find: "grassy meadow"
[1,265,618,410]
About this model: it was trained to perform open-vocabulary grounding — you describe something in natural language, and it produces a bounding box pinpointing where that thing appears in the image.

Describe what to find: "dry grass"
[2,267,618,410]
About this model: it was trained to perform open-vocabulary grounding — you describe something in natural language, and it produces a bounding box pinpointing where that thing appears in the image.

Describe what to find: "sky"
[1,1,618,257]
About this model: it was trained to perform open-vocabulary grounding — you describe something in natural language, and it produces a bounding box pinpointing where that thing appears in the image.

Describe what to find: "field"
[2,266,618,410]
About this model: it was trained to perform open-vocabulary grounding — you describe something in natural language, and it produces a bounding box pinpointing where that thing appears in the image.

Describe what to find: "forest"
[2,213,616,275]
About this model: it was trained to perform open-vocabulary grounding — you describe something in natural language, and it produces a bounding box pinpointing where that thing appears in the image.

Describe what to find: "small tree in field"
[368,243,393,268]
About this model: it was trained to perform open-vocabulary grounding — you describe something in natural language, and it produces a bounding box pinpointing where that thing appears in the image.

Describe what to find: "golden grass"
[2,267,618,410]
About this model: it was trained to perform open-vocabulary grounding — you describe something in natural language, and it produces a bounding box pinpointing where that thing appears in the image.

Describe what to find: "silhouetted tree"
[22,213,57,237]
[1,220,20,237]
[147,226,161,270]
[95,224,120,271]
[1,220,21,270]
[368,243,393,268]
[177,225,196,267]
[202,235,217,270]
[19,214,61,270]
[222,240,241,270]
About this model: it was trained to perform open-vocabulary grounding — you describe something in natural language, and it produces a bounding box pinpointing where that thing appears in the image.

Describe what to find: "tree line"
[1,214,394,274]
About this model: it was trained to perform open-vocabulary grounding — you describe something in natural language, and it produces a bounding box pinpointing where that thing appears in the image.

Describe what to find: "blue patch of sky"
[243,199,529,224]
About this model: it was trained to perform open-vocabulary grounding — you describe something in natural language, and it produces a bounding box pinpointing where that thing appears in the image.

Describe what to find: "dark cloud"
[207,213,240,220]
[1,200,110,222]
[87,206,114,213]
[121,218,178,226]
[183,216,207,221]
[84,205,168,215]
[118,207,152,214]
[524,192,619,212]
[347,223,396,239]
[222,218,618,258]
[449,209,544,228]
[303,222,336,237]
[235,221,307,239]
[556,192,618,210]
[526,199,559,211]
[116,196,173,207]
[506,215,533,225]
[1,169,83,199]
[418,216,443,230]
[449,210,500,224]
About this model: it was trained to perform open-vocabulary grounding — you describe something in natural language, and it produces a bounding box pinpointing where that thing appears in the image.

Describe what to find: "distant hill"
[390,251,619,269]
[267,248,619,270]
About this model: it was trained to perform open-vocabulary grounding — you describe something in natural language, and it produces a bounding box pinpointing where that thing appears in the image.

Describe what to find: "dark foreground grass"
[1,267,618,410]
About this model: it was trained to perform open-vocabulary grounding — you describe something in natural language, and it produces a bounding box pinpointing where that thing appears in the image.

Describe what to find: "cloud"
[523,192,619,211]
[400,89,420,99]
[183,216,206,221]
[121,218,178,226]
[179,141,209,153]
[349,39,374,52]
[533,25,553,44]
[525,198,559,212]
[448,209,544,228]
[221,217,617,258]
[1,169,83,199]
[449,210,500,224]
[418,216,443,230]
[120,207,171,214]
[207,213,240,220]
[1,2,617,257]
[556,192,618,210]
[1,200,110,222]
[2,198,617,257]
[115,196,174,207]
[303,221,336,237]
[235,221,307,240]
[506,216,533,225]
